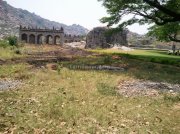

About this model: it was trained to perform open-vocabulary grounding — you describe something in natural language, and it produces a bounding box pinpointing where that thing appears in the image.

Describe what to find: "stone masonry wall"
[85,27,127,49]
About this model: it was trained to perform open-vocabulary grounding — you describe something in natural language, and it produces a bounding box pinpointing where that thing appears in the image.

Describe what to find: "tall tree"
[98,0,180,42]
[148,22,180,42]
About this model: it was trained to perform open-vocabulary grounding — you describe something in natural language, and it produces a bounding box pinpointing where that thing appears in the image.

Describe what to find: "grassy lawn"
[0,46,180,133]
[66,49,180,84]
[91,49,180,67]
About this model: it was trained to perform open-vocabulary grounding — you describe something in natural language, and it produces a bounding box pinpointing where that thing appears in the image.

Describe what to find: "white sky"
[5,0,149,34]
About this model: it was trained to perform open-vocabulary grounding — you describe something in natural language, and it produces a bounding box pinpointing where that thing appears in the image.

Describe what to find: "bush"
[150,58,156,62]
[57,62,63,75]
[14,49,21,55]
[161,59,170,64]
[0,40,9,48]
[103,56,112,64]
[7,36,18,46]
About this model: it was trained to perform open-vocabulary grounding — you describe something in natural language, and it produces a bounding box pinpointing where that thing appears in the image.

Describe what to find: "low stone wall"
[67,65,125,71]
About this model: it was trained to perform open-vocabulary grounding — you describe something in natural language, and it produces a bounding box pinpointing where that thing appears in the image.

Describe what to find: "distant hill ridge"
[0,0,89,38]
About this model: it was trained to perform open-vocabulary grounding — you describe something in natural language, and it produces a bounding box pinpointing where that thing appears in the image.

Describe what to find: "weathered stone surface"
[85,27,128,49]
[67,65,125,71]
[19,26,84,45]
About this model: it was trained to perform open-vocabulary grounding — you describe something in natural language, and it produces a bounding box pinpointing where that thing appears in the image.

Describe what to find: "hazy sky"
[5,0,149,34]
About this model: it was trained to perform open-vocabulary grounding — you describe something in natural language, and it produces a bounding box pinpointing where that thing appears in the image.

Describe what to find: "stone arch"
[21,33,28,43]
[54,35,60,45]
[29,34,35,44]
[46,35,53,44]
[37,34,45,44]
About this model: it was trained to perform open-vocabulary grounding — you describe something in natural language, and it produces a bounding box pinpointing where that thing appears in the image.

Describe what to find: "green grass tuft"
[97,83,118,96]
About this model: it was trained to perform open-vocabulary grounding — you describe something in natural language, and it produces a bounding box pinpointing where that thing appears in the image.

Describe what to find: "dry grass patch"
[0,66,180,133]
[0,46,180,133]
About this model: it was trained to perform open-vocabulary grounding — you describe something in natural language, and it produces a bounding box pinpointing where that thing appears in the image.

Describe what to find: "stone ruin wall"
[19,25,84,45]
[85,27,128,49]
[64,34,84,43]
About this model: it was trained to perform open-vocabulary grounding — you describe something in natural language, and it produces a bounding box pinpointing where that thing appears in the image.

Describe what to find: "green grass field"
[0,46,180,133]
[91,49,180,67]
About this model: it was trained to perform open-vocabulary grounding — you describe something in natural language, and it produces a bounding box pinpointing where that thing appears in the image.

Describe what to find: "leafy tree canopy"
[98,0,180,42]
[148,22,180,42]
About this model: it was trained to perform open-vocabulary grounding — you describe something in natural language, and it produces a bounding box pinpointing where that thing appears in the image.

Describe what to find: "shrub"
[161,59,170,64]
[103,56,112,64]
[14,49,21,55]
[57,62,63,75]
[0,40,9,48]
[7,36,18,46]
[150,58,156,62]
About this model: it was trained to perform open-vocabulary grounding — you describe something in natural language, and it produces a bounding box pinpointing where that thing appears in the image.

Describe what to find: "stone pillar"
[60,33,64,45]
[46,36,49,44]
[35,35,38,44]
[27,34,29,43]
[19,29,21,42]
[53,36,56,45]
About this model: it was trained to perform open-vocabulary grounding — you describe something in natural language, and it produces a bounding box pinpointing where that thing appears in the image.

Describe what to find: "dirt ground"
[117,80,180,97]
[0,44,95,67]
[0,79,22,91]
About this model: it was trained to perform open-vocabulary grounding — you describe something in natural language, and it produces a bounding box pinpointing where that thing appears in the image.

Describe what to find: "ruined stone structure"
[19,26,64,45]
[85,27,127,49]
[64,34,84,43]
[19,25,83,45]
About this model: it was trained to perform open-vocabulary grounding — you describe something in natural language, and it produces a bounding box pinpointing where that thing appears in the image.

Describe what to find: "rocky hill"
[0,0,89,38]
[126,30,155,46]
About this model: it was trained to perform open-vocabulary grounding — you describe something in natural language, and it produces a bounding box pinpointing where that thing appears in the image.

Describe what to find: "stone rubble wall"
[85,27,128,49]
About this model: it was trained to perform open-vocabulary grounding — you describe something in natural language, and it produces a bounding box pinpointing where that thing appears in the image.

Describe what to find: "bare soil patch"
[1,45,96,67]
[117,80,180,97]
[24,46,95,67]
[24,45,93,57]
[0,59,6,65]
[173,103,180,110]
[0,79,22,91]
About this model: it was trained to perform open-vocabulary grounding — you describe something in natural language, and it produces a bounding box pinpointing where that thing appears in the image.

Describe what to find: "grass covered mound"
[0,45,180,133]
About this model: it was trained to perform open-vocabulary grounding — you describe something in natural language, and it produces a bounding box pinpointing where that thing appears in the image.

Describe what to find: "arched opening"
[29,34,35,44]
[21,33,27,43]
[37,34,45,44]
[46,35,53,44]
[54,35,60,45]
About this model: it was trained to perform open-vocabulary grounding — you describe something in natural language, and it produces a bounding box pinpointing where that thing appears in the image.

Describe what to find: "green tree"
[148,22,180,42]
[98,0,180,42]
